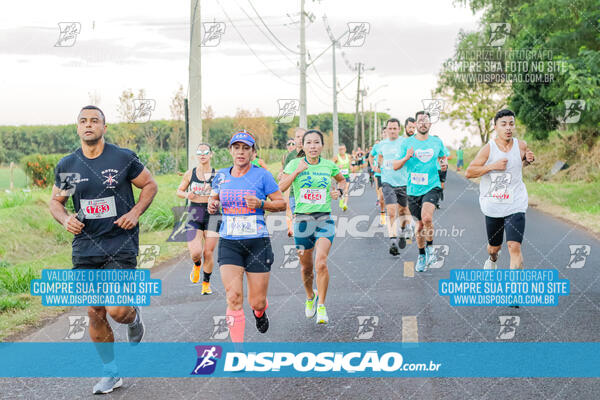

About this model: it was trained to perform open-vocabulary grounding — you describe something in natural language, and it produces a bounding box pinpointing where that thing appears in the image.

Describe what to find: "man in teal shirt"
[394,111,448,272]
[377,118,413,255]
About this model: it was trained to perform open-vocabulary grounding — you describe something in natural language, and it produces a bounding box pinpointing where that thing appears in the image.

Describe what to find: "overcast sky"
[0,0,482,147]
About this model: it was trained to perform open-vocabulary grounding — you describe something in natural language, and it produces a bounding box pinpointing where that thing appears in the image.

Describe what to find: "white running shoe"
[93,376,123,394]
[305,291,318,318]
[484,257,497,270]
[316,304,329,324]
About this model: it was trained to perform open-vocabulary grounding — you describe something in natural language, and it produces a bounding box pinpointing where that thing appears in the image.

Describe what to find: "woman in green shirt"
[332,144,351,211]
[279,130,348,325]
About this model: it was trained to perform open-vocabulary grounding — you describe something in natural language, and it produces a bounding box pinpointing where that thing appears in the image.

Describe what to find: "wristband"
[338,188,343,196]
[260,200,265,209]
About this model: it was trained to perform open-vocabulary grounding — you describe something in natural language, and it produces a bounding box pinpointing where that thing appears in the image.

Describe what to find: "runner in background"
[456,145,465,171]
[333,144,350,211]
[378,118,411,255]
[434,136,451,208]
[279,129,348,324]
[176,143,220,294]
[208,131,286,342]
[370,128,388,225]
[279,128,306,237]
[465,109,534,275]
[50,105,157,394]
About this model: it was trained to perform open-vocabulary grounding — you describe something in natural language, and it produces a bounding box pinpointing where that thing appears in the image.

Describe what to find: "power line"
[307,50,332,89]
[246,0,301,55]
[235,0,296,66]
[215,0,298,86]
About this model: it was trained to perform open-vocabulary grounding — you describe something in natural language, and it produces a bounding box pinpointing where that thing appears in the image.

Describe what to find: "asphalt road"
[2,171,599,399]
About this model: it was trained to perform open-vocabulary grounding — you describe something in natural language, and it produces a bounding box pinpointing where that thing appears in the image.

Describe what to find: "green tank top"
[251,159,261,168]
[336,154,350,177]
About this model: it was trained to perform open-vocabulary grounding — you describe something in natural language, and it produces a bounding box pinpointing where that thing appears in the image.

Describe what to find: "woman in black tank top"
[176,143,221,293]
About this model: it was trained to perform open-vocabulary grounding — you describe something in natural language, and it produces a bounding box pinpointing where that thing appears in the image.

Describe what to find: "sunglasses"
[286,142,295,146]
[196,150,211,156]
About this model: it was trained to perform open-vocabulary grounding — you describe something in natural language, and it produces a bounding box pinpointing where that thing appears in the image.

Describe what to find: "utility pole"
[353,62,362,150]
[332,41,339,154]
[370,104,374,146]
[323,16,339,155]
[360,90,365,149]
[188,0,202,169]
[299,0,307,129]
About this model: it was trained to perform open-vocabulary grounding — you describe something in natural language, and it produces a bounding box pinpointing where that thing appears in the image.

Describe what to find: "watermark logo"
[281,245,302,269]
[168,206,197,242]
[64,315,89,340]
[276,99,299,124]
[354,316,379,340]
[57,172,81,196]
[210,315,234,340]
[562,100,586,123]
[497,316,519,340]
[421,99,444,124]
[488,23,511,47]
[138,245,160,269]
[201,22,226,47]
[348,173,369,197]
[484,172,511,202]
[129,99,155,123]
[191,345,222,375]
[428,245,449,269]
[343,22,370,47]
[566,245,591,269]
[55,22,81,47]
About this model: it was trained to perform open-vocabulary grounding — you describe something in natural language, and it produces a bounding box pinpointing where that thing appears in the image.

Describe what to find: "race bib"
[226,215,258,236]
[299,188,326,205]
[340,168,349,175]
[80,197,117,219]
[190,181,211,195]
[410,172,428,185]
[383,160,393,170]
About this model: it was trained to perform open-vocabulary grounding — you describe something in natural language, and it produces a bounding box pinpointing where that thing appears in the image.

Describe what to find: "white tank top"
[479,138,528,217]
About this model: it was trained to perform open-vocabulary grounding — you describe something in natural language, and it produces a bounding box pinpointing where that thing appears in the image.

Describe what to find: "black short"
[375,175,382,188]
[382,183,408,207]
[438,169,447,183]
[218,237,274,273]
[408,187,443,220]
[72,254,137,269]
[485,213,526,246]
[187,205,222,233]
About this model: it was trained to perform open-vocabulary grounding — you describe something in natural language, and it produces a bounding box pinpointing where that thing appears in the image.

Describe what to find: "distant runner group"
[50,105,534,394]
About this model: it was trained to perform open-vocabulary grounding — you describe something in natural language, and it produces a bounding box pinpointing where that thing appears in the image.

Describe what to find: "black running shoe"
[254,310,269,333]
[389,241,399,256]
[397,236,406,250]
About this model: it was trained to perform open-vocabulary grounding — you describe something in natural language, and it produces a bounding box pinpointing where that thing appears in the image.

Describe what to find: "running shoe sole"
[389,243,399,256]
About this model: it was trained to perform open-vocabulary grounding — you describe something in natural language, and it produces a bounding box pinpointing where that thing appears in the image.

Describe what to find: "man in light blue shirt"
[394,111,448,272]
[376,118,412,255]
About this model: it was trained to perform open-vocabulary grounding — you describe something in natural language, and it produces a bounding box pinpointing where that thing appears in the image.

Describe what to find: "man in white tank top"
[466,109,535,272]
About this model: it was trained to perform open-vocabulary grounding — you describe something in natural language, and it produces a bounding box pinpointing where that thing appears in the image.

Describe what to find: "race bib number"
[383,160,393,170]
[410,172,428,185]
[80,197,117,219]
[299,188,326,205]
[340,168,349,175]
[226,215,258,236]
